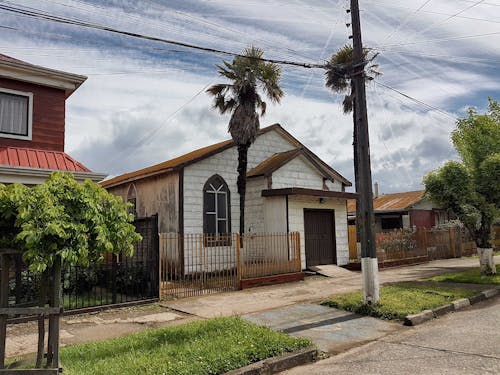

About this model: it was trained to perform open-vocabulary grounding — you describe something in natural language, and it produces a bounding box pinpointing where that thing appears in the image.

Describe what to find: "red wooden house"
[0,54,105,184]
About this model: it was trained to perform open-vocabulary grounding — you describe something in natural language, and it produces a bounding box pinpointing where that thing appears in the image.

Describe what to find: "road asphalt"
[283,297,500,375]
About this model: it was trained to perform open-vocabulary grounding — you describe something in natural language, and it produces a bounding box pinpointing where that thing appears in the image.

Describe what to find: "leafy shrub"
[376,228,416,254]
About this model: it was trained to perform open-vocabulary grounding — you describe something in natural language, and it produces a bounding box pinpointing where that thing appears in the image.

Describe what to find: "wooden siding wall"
[106,173,179,233]
[0,78,65,151]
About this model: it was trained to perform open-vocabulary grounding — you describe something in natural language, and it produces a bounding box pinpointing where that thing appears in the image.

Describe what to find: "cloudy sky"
[1,0,499,193]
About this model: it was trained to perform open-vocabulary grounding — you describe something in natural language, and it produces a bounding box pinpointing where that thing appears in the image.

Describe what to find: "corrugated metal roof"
[101,138,234,188]
[101,123,352,188]
[347,190,425,213]
[247,149,301,177]
[0,147,92,172]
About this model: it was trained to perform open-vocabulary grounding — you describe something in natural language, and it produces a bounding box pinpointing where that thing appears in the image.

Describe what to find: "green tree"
[207,46,284,240]
[1,172,141,368]
[0,172,141,272]
[424,98,500,275]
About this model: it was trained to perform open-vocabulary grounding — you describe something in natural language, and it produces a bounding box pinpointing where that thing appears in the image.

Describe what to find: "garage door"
[304,209,336,267]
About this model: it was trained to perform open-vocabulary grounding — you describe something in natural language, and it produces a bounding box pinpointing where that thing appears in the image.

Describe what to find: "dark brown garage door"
[304,209,336,267]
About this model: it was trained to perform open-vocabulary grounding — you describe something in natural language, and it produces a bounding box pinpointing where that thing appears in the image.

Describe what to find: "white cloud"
[0,0,499,193]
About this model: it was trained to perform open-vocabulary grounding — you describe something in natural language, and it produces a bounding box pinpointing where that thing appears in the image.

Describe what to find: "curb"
[224,347,317,375]
[404,288,499,326]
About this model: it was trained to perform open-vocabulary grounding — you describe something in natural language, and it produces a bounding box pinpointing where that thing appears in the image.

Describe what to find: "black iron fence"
[7,215,159,313]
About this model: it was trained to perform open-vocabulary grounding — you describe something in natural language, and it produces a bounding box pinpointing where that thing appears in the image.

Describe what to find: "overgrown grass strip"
[430,265,499,285]
[322,282,480,320]
[60,316,311,375]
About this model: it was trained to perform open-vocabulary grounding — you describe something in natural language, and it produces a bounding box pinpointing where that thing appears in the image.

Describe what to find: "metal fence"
[7,215,159,314]
[159,232,302,299]
[239,232,301,279]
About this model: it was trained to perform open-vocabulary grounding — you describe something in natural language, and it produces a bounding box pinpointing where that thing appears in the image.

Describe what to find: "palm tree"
[324,44,380,195]
[207,46,284,242]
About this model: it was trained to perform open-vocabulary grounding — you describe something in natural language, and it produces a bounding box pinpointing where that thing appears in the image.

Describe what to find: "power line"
[101,81,213,170]
[374,48,500,65]
[382,0,433,43]
[0,3,326,69]
[377,31,500,48]
[382,0,487,48]
[374,81,457,121]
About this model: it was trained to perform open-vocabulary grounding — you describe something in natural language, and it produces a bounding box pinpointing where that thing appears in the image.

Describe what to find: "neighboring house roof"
[347,190,426,213]
[0,147,107,184]
[247,149,302,177]
[102,124,352,189]
[0,147,91,172]
[0,53,87,97]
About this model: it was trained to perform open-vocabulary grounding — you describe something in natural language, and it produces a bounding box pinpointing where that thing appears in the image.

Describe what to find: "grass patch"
[430,264,500,285]
[59,316,311,375]
[322,282,480,320]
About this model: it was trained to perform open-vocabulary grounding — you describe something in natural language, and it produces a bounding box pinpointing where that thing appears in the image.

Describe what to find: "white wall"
[324,179,343,192]
[263,196,287,232]
[183,129,295,234]
[246,177,267,233]
[272,156,324,190]
[288,196,349,269]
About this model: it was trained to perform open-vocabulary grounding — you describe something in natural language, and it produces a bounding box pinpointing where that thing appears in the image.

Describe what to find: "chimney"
[374,182,379,198]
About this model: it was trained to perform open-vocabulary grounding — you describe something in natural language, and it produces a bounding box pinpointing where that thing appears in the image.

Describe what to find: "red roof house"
[0,54,105,184]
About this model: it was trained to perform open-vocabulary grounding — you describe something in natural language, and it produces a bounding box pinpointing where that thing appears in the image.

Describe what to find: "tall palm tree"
[207,46,284,242]
[324,44,380,194]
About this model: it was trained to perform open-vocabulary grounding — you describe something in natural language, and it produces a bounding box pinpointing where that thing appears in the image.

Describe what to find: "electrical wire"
[0,2,326,69]
[374,81,457,121]
[100,81,213,170]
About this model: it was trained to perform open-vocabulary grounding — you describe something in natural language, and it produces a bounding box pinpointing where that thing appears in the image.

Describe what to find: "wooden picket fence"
[159,232,302,299]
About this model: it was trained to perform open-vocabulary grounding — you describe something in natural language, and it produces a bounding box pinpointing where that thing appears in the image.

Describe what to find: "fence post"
[296,232,301,270]
[448,228,455,258]
[111,254,117,304]
[152,214,159,298]
[236,233,242,288]
[0,254,11,369]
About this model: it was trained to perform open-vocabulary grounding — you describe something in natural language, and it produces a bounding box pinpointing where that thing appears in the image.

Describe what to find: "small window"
[381,217,403,231]
[0,88,33,140]
[203,175,231,246]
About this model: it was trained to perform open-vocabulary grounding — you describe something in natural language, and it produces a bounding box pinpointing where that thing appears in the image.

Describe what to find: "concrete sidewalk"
[6,255,497,358]
[164,255,499,318]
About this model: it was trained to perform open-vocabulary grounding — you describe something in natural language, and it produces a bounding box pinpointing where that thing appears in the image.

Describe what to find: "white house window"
[203,175,230,243]
[0,88,33,140]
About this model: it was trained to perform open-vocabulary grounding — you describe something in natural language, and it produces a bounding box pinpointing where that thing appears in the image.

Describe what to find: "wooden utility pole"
[350,0,379,303]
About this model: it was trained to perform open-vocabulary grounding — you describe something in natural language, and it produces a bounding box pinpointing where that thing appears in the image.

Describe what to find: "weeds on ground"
[430,265,499,285]
[322,282,479,320]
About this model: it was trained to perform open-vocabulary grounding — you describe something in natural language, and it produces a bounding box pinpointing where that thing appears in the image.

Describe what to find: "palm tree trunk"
[237,143,250,247]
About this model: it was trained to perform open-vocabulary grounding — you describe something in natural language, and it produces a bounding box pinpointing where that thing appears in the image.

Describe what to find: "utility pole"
[350,0,379,303]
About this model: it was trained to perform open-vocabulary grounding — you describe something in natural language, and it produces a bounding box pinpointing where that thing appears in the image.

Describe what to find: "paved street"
[283,298,500,375]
